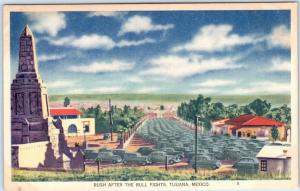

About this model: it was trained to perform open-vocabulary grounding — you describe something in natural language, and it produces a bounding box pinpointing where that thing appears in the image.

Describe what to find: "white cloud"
[128,76,143,83]
[91,86,124,93]
[142,54,242,78]
[228,81,290,95]
[71,34,115,50]
[195,79,237,88]
[268,58,290,72]
[87,11,126,18]
[188,88,218,95]
[117,38,156,47]
[68,60,134,73]
[47,35,155,50]
[66,88,85,94]
[38,54,66,62]
[46,80,75,89]
[172,24,259,52]
[119,15,174,35]
[24,12,66,37]
[135,87,160,93]
[267,25,290,49]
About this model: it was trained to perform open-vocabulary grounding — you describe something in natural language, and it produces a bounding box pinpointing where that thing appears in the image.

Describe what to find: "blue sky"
[10,10,291,95]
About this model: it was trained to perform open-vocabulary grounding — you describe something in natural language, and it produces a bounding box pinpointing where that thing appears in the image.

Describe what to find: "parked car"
[147,151,180,164]
[162,147,185,159]
[98,147,112,153]
[232,157,259,174]
[123,153,152,165]
[137,147,156,156]
[189,156,222,169]
[97,151,122,164]
[84,149,98,161]
[112,149,126,159]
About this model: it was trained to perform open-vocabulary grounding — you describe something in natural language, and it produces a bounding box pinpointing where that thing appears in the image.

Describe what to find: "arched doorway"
[237,132,242,137]
[68,124,77,133]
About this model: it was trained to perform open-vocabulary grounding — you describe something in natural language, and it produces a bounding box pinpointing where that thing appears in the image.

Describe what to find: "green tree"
[225,104,240,118]
[266,104,291,124]
[247,99,271,116]
[123,105,130,115]
[63,97,70,107]
[271,126,279,142]
[160,105,165,110]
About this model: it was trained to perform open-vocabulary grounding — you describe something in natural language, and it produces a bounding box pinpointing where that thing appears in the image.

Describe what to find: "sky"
[10,10,291,95]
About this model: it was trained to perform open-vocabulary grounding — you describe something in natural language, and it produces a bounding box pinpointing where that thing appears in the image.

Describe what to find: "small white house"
[50,108,95,136]
[256,144,291,175]
[211,118,228,135]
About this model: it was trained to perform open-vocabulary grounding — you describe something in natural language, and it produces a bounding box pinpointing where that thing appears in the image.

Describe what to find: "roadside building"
[50,108,95,136]
[225,114,286,141]
[256,144,291,175]
[211,118,229,135]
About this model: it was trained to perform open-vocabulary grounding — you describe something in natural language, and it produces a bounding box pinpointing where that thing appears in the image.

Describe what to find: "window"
[68,124,77,133]
[261,160,267,171]
[84,125,90,133]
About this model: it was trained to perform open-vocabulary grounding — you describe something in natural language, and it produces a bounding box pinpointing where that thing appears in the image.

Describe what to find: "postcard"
[3,2,298,191]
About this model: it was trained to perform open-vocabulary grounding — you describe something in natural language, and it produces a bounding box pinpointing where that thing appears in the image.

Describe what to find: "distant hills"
[49,93,290,107]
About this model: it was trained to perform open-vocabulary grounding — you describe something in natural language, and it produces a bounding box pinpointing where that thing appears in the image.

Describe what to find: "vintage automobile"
[97,151,122,164]
[112,149,126,159]
[123,153,152,165]
[189,155,222,169]
[232,157,259,174]
[147,151,180,164]
[162,147,184,159]
[137,147,156,156]
[84,149,98,161]
[98,147,112,153]
[186,149,209,162]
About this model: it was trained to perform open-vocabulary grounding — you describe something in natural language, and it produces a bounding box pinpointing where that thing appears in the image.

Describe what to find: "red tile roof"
[50,108,81,116]
[211,118,229,123]
[225,114,255,125]
[225,114,284,130]
[242,116,283,126]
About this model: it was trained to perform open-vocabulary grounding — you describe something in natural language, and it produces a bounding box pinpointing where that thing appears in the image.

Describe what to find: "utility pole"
[194,115,198,174]
[109,99,113,141]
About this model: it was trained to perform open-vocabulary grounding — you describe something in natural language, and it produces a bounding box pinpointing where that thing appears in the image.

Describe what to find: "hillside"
[49,94,290,106]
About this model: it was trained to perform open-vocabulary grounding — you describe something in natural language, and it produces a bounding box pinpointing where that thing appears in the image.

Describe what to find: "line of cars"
[135,118,266,172]
[84,148,181,166]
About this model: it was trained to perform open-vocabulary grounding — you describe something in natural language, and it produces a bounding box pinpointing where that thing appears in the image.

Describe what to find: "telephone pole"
[109,99,113,141]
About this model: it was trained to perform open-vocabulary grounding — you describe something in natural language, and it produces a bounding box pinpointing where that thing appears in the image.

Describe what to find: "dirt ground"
[66,133,120,149]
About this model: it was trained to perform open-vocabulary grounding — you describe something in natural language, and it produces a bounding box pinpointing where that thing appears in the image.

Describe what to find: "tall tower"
[11,25,50,144]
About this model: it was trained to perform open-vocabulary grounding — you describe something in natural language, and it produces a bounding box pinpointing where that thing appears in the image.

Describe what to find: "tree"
[123,105,130,115]
[64,97,70,107]
[271,126,279,142]
[266,104,291,124]
[247,99,271,116]
[225,104,240,118]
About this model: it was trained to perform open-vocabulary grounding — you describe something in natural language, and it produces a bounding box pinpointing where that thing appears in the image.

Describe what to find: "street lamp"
[194,115,202,174]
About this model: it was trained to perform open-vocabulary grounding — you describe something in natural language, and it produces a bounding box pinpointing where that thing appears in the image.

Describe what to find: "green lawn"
[49,93,290,106]
[12,168,290,181]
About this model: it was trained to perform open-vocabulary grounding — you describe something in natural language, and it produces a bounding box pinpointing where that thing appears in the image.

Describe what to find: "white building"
[50,108,95,136]
[211,118,228,135]
[256,144,291,175]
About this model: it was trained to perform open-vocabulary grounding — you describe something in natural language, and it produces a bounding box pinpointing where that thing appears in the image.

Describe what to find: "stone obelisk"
[11,25,50,144]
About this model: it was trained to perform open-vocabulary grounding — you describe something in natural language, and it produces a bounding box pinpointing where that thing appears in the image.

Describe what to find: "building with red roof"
[211,118,229,135]
[224,114,286,141]
[50,107,95,137]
